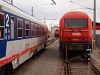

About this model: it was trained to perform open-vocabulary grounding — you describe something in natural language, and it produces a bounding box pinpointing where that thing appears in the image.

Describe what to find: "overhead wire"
[70,1,93,10]
[51,0,56,5]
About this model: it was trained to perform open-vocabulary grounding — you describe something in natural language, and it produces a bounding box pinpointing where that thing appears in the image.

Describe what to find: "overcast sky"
[4,0,100,29]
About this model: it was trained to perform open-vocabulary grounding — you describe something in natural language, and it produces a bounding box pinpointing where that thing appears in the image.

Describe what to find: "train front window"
[64,19,88,28]
[0,13,4,39]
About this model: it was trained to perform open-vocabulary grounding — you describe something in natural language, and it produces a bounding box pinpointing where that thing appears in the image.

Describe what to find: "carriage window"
[39,25,41,36]
[25,21,30,37]
[35,24,38,37]
[42,27,45,36]
[37,25,39,36]
[0,13,4,39]
[31,23,35,37]
[17,19,23,38]
[11,16,14,39]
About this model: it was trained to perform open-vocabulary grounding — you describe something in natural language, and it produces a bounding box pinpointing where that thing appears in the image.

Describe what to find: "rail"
[46,37,57,46]
[91,64,100,75]
[63,44,96,75]
[64,61,91,75]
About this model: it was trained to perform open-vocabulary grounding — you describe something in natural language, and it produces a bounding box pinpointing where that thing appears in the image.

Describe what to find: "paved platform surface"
[91,48,100,73]
[11,40,63,75]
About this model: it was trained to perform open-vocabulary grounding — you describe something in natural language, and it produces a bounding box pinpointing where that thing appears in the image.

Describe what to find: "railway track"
[63,61,96,75]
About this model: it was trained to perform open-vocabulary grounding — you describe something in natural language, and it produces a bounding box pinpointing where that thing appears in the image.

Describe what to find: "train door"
[0,12,6,58]
[10,16,14,39]
[0,13,4,39]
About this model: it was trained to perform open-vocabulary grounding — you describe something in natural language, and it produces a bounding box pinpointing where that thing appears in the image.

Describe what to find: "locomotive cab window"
[25,21,30,37]
[64,19,88,28]
[11,16,14,39]
[0,13,4,39]
[17,18,23,38]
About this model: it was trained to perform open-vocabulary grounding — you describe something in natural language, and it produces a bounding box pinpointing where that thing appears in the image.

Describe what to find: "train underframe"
[59,42,92,61]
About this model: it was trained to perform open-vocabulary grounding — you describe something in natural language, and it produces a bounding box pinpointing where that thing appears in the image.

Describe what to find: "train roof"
[0,0,46,26]
[61,11,90,19]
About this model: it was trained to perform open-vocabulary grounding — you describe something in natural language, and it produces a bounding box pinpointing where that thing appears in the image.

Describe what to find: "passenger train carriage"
[59,11,92,60]
[0,0,49,74]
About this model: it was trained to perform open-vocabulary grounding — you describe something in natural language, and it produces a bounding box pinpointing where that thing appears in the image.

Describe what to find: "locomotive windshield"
[64,19,88,28]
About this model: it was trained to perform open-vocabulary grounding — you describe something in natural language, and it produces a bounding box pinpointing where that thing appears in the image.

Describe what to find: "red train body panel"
[59,11,92,60]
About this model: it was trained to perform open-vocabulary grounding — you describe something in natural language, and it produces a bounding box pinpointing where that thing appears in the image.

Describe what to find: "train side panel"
[0,0,49,70]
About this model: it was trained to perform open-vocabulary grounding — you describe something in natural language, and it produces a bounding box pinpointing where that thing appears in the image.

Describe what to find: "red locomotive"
[55,29,59,37]
[59,11,92,60]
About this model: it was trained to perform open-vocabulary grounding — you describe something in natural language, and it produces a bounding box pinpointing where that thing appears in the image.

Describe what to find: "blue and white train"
[0,0,49,74]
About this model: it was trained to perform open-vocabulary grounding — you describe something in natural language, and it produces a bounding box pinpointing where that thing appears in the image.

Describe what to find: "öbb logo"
[72,33,81,36]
